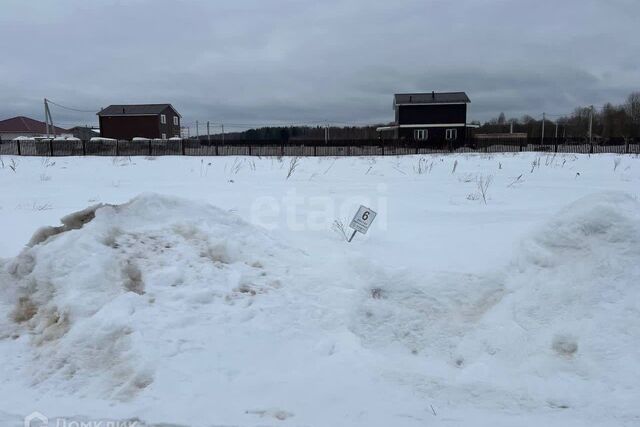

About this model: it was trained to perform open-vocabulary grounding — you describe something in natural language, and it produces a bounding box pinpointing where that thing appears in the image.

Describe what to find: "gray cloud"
[0,0,638,130]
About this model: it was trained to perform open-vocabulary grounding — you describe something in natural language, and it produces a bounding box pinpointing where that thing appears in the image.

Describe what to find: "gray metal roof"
[97,104,181,117]
[394,92,470,105]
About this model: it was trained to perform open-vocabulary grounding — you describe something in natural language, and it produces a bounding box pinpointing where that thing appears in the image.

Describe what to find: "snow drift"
[350,192,640,412]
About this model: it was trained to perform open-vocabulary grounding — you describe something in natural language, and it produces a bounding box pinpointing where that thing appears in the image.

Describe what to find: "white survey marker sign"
[350,205,377,235]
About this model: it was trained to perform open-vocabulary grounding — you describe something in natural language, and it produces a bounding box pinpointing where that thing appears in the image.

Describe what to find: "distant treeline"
[202,125,382,141]
[200,92,640,141]
[476,92,640,139]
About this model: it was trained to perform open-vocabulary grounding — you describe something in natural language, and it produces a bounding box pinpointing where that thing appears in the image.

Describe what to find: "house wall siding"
[399,126,467,144]
[98,106,181,140]
[397,104,467,125]
[158,106,181,138]
[99,116,161,139]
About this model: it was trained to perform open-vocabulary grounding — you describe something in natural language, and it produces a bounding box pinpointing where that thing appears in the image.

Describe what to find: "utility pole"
[207,121,210,142]
[510,121,513,134]
[554,120,558,140]
[588,105,593,144]
[44,99,49,137]
[221,124,224,144]
[196,121,199,139]
[541,112,545,144]
[43,98,55,137]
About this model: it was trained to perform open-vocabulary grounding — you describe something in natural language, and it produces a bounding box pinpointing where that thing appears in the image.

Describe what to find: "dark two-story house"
[378,92,471,144]
[97,104,181,140]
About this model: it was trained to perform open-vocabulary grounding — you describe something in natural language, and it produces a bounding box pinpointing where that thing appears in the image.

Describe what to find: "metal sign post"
[347,205,377,242]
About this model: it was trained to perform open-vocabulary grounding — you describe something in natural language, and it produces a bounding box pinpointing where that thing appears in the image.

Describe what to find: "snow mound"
[351,192,640,410]
[0,194,293,400]
[456,192,640,405]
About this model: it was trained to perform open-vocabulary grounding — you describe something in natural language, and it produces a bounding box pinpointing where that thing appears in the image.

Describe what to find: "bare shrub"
[32,202,53,211]
[331,218,350,241]
[458,173,475,183]
[323,159,336,175]
[414,157,427,174]
[286,156,300,179]
[112,156,132,167]
[225,158,242,175]
[507,174,524,188]
[477,175,493,205]
[41,158,56,168]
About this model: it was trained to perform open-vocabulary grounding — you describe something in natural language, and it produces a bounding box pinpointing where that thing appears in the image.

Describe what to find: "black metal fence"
[1,138,639,157]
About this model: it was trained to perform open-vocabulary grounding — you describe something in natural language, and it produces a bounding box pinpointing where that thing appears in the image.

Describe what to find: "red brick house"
[97,104,181,140]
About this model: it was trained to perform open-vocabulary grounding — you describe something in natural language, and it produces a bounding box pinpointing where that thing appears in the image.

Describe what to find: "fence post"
[281,143,284,157]
[313,144,317,156]
[49,139,53,157]
[116,140,119,157]
[248,144,252,156]
[148,140,152,156]
[82,140,86,156]
[181,139,185,156]
[625,139,629,154]
[17,140,21,156]
[215,142,219,156]
[589,143,594,154]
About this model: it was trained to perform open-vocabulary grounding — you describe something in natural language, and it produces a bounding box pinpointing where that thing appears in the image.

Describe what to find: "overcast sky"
[1,0,638,131]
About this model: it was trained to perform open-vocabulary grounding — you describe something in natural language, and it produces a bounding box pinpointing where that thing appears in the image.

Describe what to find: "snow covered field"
[0,153,638,427]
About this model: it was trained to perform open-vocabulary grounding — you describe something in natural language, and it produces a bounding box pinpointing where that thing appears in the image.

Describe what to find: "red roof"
[0,116,68,134]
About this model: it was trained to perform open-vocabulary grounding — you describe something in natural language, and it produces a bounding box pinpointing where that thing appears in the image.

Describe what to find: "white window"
[414,129,428,141]
[161,133,167,139]
[446,128,458,140]
[160,114,166,124]
[173,116,178,126]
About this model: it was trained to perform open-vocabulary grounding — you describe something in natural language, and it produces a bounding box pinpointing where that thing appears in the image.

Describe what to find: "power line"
[45,98,98,113]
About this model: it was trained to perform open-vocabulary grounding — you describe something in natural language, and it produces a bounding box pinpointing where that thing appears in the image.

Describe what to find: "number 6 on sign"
[347,205,377,242]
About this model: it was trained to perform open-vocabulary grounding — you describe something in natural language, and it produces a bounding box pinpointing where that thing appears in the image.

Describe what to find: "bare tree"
[626,92,640,136]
